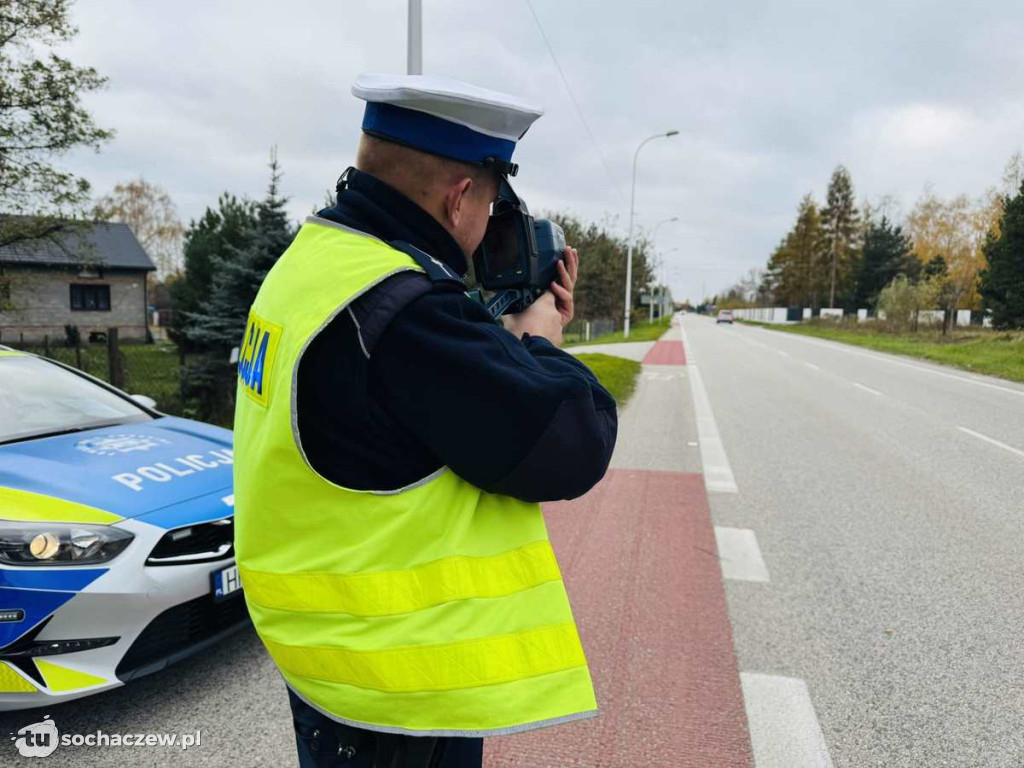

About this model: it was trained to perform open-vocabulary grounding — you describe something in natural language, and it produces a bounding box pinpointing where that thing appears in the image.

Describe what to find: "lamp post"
[652,216,679,242]
[624,131,679,338]
[407,0,422,75]
[651,246,679,322]
[648,218,678,323]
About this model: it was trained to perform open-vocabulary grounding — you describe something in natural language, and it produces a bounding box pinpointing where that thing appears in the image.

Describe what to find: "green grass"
[739,320,1024,383]
[14,342,193,415]
[565,315,672,347]
[574,353,642,404]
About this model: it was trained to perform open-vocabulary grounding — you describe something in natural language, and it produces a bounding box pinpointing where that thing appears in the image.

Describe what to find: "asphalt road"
[5,315,1024,767]
[682,314,1024,768]
[0,627,294,766]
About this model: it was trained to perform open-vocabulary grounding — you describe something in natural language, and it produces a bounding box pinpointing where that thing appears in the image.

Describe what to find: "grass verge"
[565,315,672,347]
[739,320,1024,383]
[574,353,642,405]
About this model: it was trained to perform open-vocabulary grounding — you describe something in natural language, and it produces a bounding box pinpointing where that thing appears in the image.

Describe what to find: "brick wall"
[0,267,149,344]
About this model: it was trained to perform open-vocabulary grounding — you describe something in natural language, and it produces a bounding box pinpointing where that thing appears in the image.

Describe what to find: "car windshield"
[0,354,151,444]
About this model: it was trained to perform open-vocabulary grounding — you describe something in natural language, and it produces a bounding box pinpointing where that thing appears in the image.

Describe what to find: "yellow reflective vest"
[233,216,596,736]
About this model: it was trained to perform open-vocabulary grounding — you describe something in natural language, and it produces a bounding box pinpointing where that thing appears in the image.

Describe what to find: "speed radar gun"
[472,176,565,319]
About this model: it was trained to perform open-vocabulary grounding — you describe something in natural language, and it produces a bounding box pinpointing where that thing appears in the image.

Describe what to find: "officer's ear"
[443,177,475,229]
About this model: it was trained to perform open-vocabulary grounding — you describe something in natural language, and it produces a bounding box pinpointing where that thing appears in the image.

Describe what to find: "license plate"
[211,564,242,600]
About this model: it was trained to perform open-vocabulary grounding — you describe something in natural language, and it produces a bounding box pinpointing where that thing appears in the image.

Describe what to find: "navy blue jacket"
[294,168,617,502]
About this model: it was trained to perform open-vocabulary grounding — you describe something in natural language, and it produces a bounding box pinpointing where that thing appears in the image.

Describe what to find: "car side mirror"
[130,394,158,410]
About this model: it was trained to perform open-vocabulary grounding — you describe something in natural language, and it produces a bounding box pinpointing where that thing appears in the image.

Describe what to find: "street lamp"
[647,216,678,322]
[651,246,679,322]
[624,130,679,338]
[652,216,679,241]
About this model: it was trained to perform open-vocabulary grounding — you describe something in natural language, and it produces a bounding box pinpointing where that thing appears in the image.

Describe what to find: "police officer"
[233,74,617,768]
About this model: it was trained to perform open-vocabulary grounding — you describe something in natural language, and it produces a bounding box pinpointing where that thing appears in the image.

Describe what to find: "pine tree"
[853,216,916,309]
[923,254,948,279]
[819,166,861,308]
[979,183,1024,329]
[169,194,258,348]
[185,150,296,423]
[767,194,821,307]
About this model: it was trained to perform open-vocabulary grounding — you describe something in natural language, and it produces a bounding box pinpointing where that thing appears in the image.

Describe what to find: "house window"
[70,284,111,311]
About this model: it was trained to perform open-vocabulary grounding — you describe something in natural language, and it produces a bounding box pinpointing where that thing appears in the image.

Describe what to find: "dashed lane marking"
[747,325,1024,398]
[851,382,882,396]
[957,426,1024,460]
[741,673,835,768]
[714,527,770,582]
[803,362,820,371]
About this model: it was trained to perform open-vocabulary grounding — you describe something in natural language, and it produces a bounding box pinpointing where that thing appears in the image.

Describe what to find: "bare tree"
[94,179,185,278]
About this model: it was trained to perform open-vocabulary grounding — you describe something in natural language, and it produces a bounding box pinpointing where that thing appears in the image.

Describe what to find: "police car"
[0,347,247,710]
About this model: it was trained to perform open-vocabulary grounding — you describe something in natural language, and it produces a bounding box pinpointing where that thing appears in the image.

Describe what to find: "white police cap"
[352,74,544,176]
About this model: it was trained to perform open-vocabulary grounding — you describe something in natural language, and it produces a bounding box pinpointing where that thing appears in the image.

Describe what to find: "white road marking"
[642,370,686,381]
[775,349,790,357]
[747,326,1024,398]
[958,426,1024,460]
[714,527,770,582]
[687,441,698,446]
[851,382,883,396]
[680,325,738,493]
[741,673,834,768]
[803,362,820,371]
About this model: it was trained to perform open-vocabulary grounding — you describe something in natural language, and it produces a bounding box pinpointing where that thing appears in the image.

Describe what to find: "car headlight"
[0,522,134,566]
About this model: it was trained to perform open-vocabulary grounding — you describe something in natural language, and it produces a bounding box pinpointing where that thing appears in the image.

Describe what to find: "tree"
[93,179,185,278]
[1003,151,1024,197]
[854,216,916,309]
[169,194,259,347]
[819,166,861,308]
[907,187,995,331]
[184,151,295,423]
[766,194,822,307]
[0,0,113,247]
[547,213,654,326]
[877,275,940,333]
[979,182,1024,329]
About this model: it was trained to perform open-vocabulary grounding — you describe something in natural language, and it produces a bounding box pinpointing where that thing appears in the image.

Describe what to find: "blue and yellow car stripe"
[0,486,123,525]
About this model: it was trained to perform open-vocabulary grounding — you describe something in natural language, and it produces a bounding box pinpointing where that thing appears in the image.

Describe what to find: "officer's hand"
[550,246,578,327]
[503,291,563,347]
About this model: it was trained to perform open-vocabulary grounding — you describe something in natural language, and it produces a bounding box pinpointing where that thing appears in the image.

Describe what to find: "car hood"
[0,417,234,523]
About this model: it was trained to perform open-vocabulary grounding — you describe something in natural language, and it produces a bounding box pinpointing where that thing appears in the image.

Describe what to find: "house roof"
[0,222,156,271]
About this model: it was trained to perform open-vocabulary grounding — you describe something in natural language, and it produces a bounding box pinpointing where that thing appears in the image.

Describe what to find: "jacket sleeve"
[368,290,618,502]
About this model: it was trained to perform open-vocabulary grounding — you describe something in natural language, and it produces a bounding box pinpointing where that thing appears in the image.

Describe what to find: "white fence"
[730,307,789,323]
[728,307,990,326]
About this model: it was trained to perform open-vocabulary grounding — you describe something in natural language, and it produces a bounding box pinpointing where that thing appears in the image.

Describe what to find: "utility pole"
[829,240,837,309]
[407,0,422,75]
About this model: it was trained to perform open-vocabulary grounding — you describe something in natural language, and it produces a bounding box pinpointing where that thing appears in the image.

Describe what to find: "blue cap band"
[361,102,516,166]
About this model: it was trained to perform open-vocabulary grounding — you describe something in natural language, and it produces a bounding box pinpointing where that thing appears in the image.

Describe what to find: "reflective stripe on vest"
[232,216,596,736]
[239,539,560,616]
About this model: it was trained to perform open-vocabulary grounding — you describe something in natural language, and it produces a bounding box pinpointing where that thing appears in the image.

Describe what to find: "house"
[0,222,155,344]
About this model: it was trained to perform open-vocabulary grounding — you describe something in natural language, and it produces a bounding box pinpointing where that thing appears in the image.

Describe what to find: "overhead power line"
[523,0,624,204]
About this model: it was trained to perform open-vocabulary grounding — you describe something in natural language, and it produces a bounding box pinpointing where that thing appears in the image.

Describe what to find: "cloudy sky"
[62,0,1024,302]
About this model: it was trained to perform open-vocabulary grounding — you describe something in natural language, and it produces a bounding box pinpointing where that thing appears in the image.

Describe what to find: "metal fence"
[3,327,194,418]
[564,317,616,344]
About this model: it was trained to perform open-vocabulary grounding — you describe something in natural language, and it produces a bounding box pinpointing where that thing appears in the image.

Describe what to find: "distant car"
[716,310,734,324]
[0,347,246,711]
